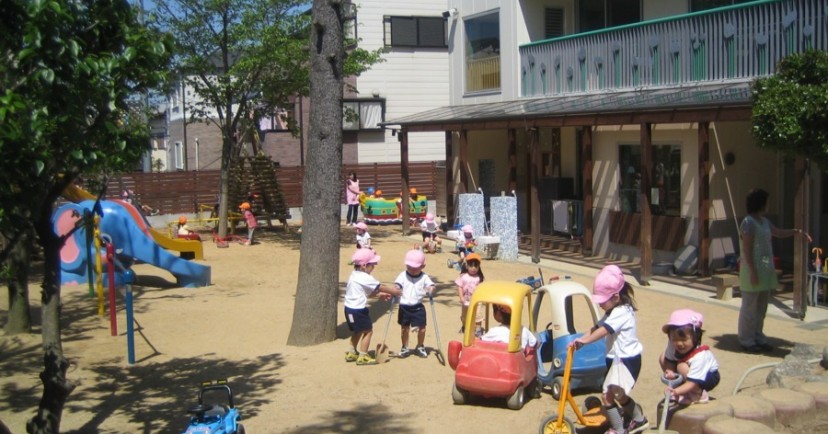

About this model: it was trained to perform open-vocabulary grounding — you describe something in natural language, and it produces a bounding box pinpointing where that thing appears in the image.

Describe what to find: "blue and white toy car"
[183,380,244,434]
[531,280,607,400]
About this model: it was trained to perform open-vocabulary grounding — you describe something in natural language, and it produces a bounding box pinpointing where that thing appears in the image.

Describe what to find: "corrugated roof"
[382,81,752,129]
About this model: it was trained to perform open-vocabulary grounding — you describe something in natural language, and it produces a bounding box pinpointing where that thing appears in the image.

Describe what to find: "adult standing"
[345,171,360,225]
[738,188,811,353]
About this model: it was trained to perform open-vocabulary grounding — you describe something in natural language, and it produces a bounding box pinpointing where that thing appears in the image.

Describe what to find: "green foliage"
[751,50,828,167]
[0,0,173,240]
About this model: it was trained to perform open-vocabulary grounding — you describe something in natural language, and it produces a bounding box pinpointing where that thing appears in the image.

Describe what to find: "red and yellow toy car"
[447,281,541,410]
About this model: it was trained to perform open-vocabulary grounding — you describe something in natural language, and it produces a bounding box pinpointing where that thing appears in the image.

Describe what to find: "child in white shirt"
[394,249,435,358]
[355,222,371,249]
[659,309,720,405]
[481,304,537,350]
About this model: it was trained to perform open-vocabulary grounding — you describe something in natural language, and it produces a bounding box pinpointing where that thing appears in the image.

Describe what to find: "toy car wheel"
[551,377,564,401]
[584,395,602,410]
[235,423,246,434]
[451,383,469,405]
[446,258,453,269]
[506,385,525,410]
[538,414,574,434]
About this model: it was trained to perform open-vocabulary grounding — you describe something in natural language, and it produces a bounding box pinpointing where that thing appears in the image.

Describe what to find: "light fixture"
[442,8,458,19]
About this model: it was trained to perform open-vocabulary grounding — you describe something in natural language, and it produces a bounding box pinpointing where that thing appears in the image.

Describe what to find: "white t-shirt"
[356,232,371,248]
[599,304,643,359]
[344,270,380,309]
[394,271,435,306]
[420,220,438,234]
[664,342,719,383]
[482,325,538,350]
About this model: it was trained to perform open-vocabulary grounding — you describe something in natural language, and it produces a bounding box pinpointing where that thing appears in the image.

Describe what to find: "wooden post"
[793,156,809,318]
[508,129,517,192]
[582,127,594,256]
[640,123,653,284]
[530,128,541,263]
[445,130,455,225]
[400,130,410,235]
[459,130,469,193]
[698,122,711,276]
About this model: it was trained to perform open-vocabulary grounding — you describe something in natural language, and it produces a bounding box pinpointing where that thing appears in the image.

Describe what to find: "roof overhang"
[382,80,754,132]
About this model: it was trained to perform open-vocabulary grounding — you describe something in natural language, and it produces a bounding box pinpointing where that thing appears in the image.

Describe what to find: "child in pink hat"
[570,264,648,434]
[394,249,435,358]
[659,309,719,405]
[343,249,400,365]
[419,213,442,253]
[354,222,371,249]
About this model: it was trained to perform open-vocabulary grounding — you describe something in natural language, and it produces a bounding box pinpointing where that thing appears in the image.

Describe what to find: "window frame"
[342,98,386,132]
[174,141,184,170]
[383,15,448,48]
[618,143,681,216]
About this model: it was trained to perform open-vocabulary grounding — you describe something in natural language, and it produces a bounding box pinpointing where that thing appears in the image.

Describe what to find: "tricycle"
[182,380,245,434]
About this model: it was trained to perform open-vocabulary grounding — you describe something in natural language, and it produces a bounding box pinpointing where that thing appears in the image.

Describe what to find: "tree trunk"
[217,133,234,239]
[27,210,75,434]
[4,229,32,334]
[286,0,344,346]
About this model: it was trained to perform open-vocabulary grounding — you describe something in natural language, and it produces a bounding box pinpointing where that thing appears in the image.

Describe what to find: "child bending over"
[659,309,720,405]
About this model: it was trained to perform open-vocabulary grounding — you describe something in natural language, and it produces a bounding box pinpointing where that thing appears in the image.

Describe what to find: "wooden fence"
[106,162,441,215]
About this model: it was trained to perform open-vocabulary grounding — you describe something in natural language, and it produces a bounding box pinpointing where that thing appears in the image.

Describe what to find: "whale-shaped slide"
[54,199,211,288]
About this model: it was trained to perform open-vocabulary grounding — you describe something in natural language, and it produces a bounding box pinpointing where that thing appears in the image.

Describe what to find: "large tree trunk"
[287,0,344,346]
[27,209,75,434]
[4,229,33,334]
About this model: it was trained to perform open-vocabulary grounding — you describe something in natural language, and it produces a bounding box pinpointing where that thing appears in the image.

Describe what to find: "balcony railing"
[466,55,501,93]
[520,0,826,97]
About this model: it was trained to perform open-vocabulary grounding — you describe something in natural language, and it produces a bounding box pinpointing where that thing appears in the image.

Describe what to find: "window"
[578,0,640,32]
[344,2,357,47]
[618,144,681,216]
[690,0,754,12]
[545,8,564,39]
[465,11,500,93]
[384,16,447,48]
[174,141,184,170]
[260,107,291,132]
[342,99,385,131]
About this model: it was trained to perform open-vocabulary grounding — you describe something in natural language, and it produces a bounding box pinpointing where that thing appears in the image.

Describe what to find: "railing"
[466,55,501,92]
[520,0,826,97]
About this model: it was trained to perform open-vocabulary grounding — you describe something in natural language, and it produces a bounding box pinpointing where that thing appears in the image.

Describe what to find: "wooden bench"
[711,274,739,300]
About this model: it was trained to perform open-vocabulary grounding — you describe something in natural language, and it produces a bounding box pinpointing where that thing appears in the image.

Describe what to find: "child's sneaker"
[626,417,650,434]
[415,345,428,358]
[398,346,410,358]
[356,354,377,365]
[344,351,358,362]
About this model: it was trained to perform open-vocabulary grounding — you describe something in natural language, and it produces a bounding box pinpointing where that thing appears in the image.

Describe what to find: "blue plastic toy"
[532,280,608,400]
[183,380,244,434]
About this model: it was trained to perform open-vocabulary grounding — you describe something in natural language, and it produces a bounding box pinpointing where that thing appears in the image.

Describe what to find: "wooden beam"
[530,128,541,263]
[793,156,809,318]
[445,130,455,224]
[698,122,711,276]
[640,123,653,284]
[582,127,594,256]
[508,129,517,193]
[459,130,469,193]
[400,131,410,235]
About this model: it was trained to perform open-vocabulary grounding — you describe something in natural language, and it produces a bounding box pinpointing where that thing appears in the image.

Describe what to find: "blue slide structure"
[54,199,211,288]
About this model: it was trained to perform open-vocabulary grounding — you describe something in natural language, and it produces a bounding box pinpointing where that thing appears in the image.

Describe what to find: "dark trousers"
[346,204,359,224]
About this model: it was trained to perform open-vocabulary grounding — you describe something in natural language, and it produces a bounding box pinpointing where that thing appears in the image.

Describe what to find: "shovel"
[375,297,397,364]
[428,292,446,366]
[652,374,683,434]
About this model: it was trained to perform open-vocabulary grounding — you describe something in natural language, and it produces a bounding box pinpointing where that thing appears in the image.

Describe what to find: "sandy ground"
[1,225,827,434]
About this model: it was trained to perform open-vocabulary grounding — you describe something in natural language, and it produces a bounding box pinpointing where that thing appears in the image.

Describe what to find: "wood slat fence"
[105,162,441,216]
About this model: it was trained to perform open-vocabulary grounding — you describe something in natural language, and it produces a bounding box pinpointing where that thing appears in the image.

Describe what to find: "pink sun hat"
[662,309,704,333]
[352,248,380,266]
[355,222,368,230]
[404,249,426,268]
[592,264,625,304]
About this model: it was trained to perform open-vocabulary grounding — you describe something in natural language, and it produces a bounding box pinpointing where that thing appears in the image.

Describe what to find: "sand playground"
[1,225,827,433]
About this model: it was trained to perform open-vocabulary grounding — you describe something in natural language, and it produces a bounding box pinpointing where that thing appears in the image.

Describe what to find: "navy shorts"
[398,303,427,328]
[422,231,437,241]
[345,306,372,333]
[690,370,721,392]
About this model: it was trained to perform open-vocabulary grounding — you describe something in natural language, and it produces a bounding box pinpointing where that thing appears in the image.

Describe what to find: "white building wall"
[355,0,450,163]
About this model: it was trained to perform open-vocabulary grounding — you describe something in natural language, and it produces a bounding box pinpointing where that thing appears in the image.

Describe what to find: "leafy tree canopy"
[752,50,828,167]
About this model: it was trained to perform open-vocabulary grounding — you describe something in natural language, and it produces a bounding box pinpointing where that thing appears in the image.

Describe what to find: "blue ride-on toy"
[532,280,608,400]
[182,380,245,434]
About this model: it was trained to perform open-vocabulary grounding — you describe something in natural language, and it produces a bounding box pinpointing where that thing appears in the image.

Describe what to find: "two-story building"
[385,0,826,285]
